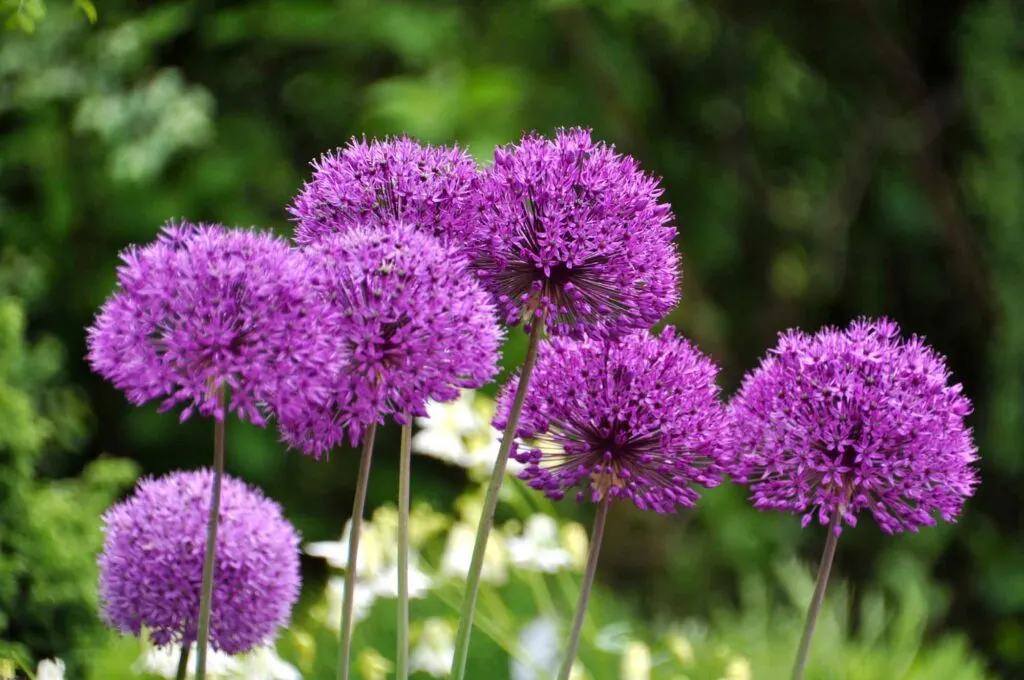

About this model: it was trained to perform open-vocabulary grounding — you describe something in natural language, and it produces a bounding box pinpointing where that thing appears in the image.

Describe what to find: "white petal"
[230,646,302,680]
[507,515,574,573]
[36,659,66,680]
[511,617,561,680]
[410,618,456,678]
[304,540,348,567]
[440,524,508,585]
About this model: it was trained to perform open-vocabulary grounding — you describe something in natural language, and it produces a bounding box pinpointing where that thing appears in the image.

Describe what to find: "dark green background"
[1,0,1022,676]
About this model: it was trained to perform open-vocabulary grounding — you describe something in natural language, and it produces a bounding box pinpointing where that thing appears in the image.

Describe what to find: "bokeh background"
[1,0,1022,677]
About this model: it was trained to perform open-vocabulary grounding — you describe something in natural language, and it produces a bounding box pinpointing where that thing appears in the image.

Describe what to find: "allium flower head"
[728,318,978,534]
[98,470,301,654]
[290,135,479,247]
[499,328,729,512]
[279,222,503,453]
[87,222,340,426]
[472,127,680,336]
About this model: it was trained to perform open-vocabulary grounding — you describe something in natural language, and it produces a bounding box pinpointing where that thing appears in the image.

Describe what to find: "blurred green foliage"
[2,0,95,33]
[1,0,1022,676]
[0,251,138,675]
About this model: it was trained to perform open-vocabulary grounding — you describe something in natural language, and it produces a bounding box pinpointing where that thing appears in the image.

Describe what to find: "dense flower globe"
[86,222,341,427]
[290,135,479,247]
[498,328,729,512]
[470,127,680,337]
[728,318,979,534]
[98,470,301,653]
[279,222,503,454]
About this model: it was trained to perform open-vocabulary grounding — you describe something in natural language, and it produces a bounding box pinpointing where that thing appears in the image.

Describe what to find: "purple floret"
[98,470,301,654]
[728,317,979,535]
[470,127,680,337]
[86,222,342,429]
[279,222,504,454]
[498,328,729,512]
[290,135,480,247]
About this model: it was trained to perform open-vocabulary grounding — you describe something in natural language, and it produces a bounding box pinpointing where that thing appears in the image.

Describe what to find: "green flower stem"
[396,419,412,680]
[557,494,611,680]
[195,385,227,680]
[337,421,378,680]
[450,320,545,680]
[791,510,843,680]
[175,644,190,680]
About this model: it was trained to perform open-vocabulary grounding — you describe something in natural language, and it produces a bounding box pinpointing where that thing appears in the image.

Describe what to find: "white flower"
[305,518,390,577]
[507,515,574,573]
[132,643,240,678]
[440,523,508,585]
[35,659,65,680]
[413,391,525,475]
[309,508,435,633]
[368,558,434,599]
[231,646,301,680]
[620,641,652,680]
[410,618,456,677]
[413,395,479,466]
[594,622,634,653]
[511,617,560,680]
[322,575,377,631]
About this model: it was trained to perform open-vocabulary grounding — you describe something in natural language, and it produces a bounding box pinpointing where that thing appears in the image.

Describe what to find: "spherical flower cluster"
[728,317,978,534]
[86,222,341,426]
[98,470,301,653]
[290,135,479,247]
[498,328,729,512]
[279,222,503,453]
[471,127,680,337]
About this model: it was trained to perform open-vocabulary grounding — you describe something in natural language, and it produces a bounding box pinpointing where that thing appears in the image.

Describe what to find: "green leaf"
[74,0,97,24]
[4,11,36,33]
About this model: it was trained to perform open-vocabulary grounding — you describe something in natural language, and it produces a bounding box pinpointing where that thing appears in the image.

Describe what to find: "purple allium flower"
[290,135,479,247]
[98,469,301,653]
[470,127,680,337]
[279,222,503,454]
[728,318,979,535]
[497,328,729,512]
[86,222,341,428]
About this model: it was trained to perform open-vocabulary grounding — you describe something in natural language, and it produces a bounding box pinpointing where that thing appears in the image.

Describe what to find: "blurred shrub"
[0,250,138,676]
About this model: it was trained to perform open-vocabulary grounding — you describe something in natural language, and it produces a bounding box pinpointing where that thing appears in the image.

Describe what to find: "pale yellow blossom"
[621,641,652,680]
[356,649,392,680]
[560,521,590,571]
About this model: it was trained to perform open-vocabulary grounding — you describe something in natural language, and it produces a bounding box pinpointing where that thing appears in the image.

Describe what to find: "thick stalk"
[175,644,190,680]
[337,422,379,680]
[791,510,843,680]
[557,495,611,680]
[195,386,227,680]
[396,420,413,680]
[449,321,545,680]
